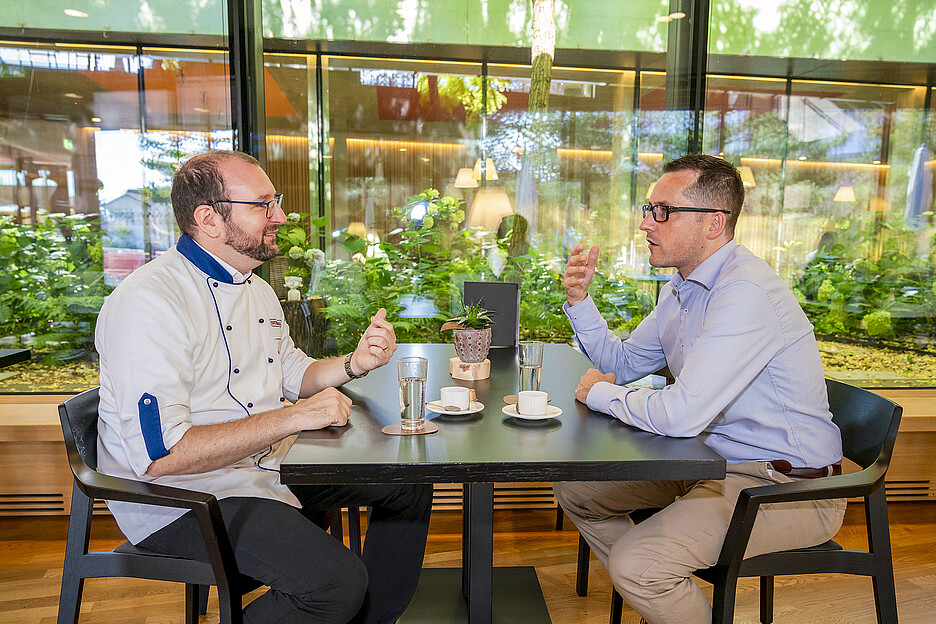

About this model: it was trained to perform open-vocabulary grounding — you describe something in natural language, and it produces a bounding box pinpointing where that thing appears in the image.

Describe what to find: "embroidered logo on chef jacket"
[269,318,284,353]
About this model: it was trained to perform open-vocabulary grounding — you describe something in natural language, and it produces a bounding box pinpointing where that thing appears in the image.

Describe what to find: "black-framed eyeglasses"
[641,204,731,223]
[211,193,284,218]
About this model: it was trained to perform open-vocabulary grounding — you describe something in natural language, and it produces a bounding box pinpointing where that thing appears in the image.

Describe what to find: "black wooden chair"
[58,387,245,624]
[606,378,902,623]
[464,281,520,347]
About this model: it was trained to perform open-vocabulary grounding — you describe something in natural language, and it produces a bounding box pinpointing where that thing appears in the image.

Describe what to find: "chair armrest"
[73,463,239,586]
[738,463,886,508]
[712,462,886,574]
[74,464,217,512]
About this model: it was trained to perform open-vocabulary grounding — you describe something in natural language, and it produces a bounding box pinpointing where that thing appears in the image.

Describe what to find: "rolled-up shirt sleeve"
[97,287,196,477]
[278,317,316,403]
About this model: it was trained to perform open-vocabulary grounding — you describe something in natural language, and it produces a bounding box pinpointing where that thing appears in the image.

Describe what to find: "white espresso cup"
[440,386,470,410]
[517,390,548,416]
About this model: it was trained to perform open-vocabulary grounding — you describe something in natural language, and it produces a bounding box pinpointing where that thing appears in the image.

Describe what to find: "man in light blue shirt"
[554,155,845,624]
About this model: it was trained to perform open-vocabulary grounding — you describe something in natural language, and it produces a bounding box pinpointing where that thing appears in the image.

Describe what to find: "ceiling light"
[64,92,83,99]
[669,12,686,19]
[91,117,101,123]
[64,9,88,18]
[656,15,673,23]
[193,107,210,113]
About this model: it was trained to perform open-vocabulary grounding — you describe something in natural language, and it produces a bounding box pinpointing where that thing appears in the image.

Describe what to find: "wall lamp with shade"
[467,187,513,231]
[472,157,498,181]
[833,186,856,202]
[454,167,478,188]
[738,166,756,188]
[646,182,656,199]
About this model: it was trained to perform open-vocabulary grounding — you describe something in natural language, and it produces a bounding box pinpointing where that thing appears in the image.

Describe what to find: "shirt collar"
[673,239,738,292]
[176,235,252,284]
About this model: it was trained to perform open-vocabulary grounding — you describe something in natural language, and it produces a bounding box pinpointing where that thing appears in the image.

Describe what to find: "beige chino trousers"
[554,462,846,624]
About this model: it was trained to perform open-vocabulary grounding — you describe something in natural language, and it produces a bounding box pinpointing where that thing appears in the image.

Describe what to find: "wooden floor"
[2,503,935,623]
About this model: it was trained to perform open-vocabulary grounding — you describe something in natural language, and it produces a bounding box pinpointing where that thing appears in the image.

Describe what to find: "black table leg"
[466,482,494,624]
[462,483,470,599]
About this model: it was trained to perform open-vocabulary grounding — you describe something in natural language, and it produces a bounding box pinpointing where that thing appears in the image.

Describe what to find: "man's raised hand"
[563,244,600,306]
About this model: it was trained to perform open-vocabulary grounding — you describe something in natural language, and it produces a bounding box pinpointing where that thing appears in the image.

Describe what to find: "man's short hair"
[170,150,261,237]
[663,154,745,235]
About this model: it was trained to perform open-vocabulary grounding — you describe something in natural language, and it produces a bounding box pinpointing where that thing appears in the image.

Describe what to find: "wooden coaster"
[381,420,439,436]
[450,357,491,380]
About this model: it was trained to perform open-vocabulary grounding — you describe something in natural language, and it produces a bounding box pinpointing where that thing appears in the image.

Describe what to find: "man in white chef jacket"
[95,150,432,624]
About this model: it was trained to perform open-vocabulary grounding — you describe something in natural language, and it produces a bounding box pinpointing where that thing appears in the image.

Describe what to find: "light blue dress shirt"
[565,240,842,467]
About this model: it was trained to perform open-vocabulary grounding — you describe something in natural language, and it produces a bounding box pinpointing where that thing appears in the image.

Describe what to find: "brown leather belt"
[770,460,842,479]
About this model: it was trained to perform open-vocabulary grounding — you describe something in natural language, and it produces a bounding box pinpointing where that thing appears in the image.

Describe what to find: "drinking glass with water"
[398,356,428,431]
[518,341,544,392]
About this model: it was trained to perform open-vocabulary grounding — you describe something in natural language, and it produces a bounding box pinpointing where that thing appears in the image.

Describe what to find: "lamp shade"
[347,221,367,237]
[467,187,513,230]
[738,166,756,188]
[833,186,856,202]
[471,158,499,181]
[454,167,479,188]
[646,182,656,200]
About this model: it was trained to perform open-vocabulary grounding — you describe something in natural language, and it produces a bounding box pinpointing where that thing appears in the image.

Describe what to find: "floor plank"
[2,503,935,623]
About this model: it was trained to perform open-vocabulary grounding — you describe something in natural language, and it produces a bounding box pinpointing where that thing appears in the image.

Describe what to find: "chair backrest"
[463,281,520,347]
[58,387,102,472]
[826,378,902,470]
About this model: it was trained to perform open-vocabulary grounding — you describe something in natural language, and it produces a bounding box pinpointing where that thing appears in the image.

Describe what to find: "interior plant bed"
[2,336,935,392]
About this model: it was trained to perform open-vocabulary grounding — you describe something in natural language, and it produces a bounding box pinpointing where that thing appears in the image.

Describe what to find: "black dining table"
[0,348,30,369]
[280,343,725,624]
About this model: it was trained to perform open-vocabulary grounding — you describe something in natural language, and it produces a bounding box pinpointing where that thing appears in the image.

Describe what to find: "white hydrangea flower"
[287,212,301,222]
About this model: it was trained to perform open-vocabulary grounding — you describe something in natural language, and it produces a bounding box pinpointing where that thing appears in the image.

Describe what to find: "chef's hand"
[350,308,397,376]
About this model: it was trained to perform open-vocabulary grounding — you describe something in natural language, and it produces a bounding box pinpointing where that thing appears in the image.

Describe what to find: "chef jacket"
[95,235,314,544]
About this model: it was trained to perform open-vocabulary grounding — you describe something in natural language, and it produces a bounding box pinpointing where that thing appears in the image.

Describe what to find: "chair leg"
[192,584,210,616]
[216,578,244,624]
[866,489,899,624]
[609,588,624,624]
[347,506,363,557]
[58,484,92,624]
[329,511,344,544]
[576,533,590,597]
[759,576,774,624]
[185,583,201,624]
[710,574,739,624]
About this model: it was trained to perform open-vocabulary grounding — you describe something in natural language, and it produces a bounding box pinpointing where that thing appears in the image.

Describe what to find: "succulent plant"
[441,301,495,331]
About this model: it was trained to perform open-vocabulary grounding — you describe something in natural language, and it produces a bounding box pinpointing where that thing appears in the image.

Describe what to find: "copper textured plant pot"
[452,328,492,363]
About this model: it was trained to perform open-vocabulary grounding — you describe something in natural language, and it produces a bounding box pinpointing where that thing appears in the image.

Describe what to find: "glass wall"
[1,1,934,391]
[0,38,232,392]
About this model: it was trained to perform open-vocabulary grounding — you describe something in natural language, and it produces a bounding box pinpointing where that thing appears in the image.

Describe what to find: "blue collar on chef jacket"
[176,235,254,285]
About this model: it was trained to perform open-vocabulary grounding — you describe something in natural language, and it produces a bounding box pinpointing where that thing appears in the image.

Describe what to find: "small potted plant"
[442,301,495,363]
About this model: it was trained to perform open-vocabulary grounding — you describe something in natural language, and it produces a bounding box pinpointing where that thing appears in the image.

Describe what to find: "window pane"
[703,74,936,387]
[265,0,669,52]
[708,0,936,64]
[2,1,227,35]
[0,42,232,393]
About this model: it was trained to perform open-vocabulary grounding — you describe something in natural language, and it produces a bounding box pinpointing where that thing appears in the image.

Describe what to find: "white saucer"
[501,404,562,421]
[426,400,484,416]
